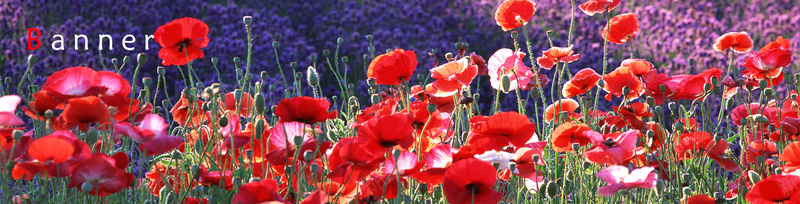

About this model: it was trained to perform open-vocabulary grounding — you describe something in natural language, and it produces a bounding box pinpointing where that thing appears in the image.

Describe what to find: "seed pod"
[137,53,148,64]
[365,34,373,41]
[157,66,166,76]
[218,115,229,127]
[211,57,219,65]
[272,41,280,48]
[242,16,253,25]
[427,104,437,113]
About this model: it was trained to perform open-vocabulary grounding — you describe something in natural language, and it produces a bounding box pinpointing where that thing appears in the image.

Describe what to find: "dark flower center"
[412,121,426,129]
[380,140,398,147]
[465,183,481,194]
[177,38,192,52]
[459,96,474,105]
[602,138,617,148]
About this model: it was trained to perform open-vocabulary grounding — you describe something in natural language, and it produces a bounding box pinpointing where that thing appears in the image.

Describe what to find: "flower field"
[1,0,800,203]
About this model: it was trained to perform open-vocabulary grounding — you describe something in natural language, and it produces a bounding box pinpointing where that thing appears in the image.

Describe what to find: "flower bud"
[392,149,402,161]
[682,187,692,195]
[233,57,241,64]
[530,88,540,99]
[254,119,265,139]
[427,104,437,113]
[659,84,667,93]
[157,66,166,76]
[368,46,375,54]
[294,136,305,148]
[27,54,38,65]
[571,143,581,151]
[307,66,319,87]
[367,78,377,87]
[545,181,558,198]
[501,75,511,92]
[142,77,153,87]
[337,37,344,45]
[272,41,279,48]
[112,58,118,66]
[81,182,93,193]
[445,52,454,61]
[254,93,265,114]
[747,170,761,184]
[218,115,229,127]
[323,49,330,56]
[341,56,349,64]
[703,83,712,92]
[622,86,631,97]
[304,151,314,161]
[673,121,684,131]
[211,57,219,65]
[365,34,373,41]
[532,154,540,163]
[4,77,11,84]
[86,129,99,145]
[510,31,518,39]
[137,53,148,65]
[243,16,252,25]
[764,88,773,97]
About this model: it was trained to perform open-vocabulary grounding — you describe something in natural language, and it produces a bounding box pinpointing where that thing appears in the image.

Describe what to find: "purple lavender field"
[1,0,800,203]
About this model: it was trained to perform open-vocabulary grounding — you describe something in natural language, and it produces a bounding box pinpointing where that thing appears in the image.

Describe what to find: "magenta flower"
[596,165,658,196]
[585,130,638,165]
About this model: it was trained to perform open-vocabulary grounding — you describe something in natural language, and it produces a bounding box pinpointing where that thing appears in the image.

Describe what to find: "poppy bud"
[688,59,695,67]
[673,121,684,131]
[242,16,252,25]
[218,115,228,127]
[268,85,275,92]
[654,106,663,115]
[195,81,204,89]
[233,57,241,64]
[142,77,153,87]
[303,151,314,162]
[530,88,540,99]
[194,139,205,155]
[703,83,712,92]
[112,58,119,66]
[307,66,319,87]
[322,49,330,56]
[668,102,677,112]
[747,170,761,183]
[445,53,454,61]
[365,34,373,41]
[501,75,511,92]
[86,129,99,145]
[317,132,327,142]
[473,93,480,101]
[367,78,377,87]
[532,154,540,163]
[725,98,735,109]
[764,88,773,97]
[233,89,243,102]
[418,183,428,194]
[545,181,558,198]
[293,135,304,148]
[582,162,591,169]
[341,56,349,64]
[392,149,402,161]
[272,41,280,48]
[416,73,425,82]
[509,163,516,172]
[658,84,667,93]
[775,168,782,175]
[646,97,654,107]
[571,143,581,151]
[754,115,769,123]
[294,72,303,81]
[646,130,654,138]
[368,46,375,55]
[81,182,93,193]
[171,151,183,160]
[210,57,218,65]
[335,37,344,45]
[597,79,605,87]
[157,66,166,76]
[510,31,518,39]
[682,187,692,195]
[758,80,768,89]
[310,163,319,174]
[347,83,355,90]
[4,77,11,84]
[254,120,265,140]
[622,86,631,97]
[136,53,148,65]
[27,54,38,65]
[492,163,500,169]
[124,56,132,64]
[427,104,437,113]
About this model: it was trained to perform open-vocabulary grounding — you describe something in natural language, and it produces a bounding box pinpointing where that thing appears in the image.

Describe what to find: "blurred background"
[2,0,799,111]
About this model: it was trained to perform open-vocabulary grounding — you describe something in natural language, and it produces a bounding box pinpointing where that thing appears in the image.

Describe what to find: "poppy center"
[465,183,481,194]
[177,38,192,52]
[380,140,398,147]
[412,121,426,129]
[602,138,617,147]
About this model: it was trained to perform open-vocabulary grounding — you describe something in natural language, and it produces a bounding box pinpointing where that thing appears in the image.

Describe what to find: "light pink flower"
[487,48,535,93]
[585,130,638,165]
[0,95,25,127]
[596,165,658,196]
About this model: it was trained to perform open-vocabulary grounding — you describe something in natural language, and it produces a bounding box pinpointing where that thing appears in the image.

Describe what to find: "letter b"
[28,28,41,50]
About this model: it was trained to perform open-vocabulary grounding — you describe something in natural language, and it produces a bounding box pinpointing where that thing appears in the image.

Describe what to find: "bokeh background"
[2,0,799,110]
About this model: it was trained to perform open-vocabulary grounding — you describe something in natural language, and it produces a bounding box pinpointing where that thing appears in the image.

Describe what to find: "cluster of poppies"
[2,0,799,203]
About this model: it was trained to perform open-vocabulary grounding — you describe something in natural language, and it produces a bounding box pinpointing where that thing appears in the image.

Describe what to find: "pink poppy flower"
[382,150,423,177]
[68,152,135,196]
[487,48,535,93]
[114,114,184,156]
[596,165,658,196]
[585,130,638,165]
[0,95,25,127]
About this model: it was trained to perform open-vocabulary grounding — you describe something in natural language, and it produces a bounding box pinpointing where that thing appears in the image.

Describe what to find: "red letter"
[28,28,41,50]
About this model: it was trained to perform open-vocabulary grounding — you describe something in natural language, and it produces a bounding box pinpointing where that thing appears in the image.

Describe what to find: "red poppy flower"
[585,130,638,165]
[760,36,791,53]
[414,144,457,187]
[684,195,716,204]
[579,0,621,16]
[495,0,536,31]
[382,151,423,177]
[22,91,60,120]
[443,158,502,204]
[742,48,792,79]
[714,32,754,53]
[0,95,24,127]
[224,92,253,117]
[41,67,131,102]
[781,141,800,174]
[745,174,800,204]
[562,68,602,98]
[603,66,645,101]
[673,68,721,101]
[620,59,653,76]
[536,45,580,69]
[12,135,74,180]
[170,92,206,127]
[512,142,547,177]
[314,180,359,204]
[602,13,639,44]
[154,17,209,66]
[356,113,415,156]
[367,49,418,85]
[365,174,406,200]
[731,103,777,126]
[550,122,600,152]
[59,96,110,131]
[467,111,536,149]
[232,179,291,204]
[356,97,398,124]
[674,132,740,172]
[197,166,233,190]
[327,137,386,184]
[275,96,338,124]
[144,163,190,195]
[743,140,778,166]
[429,57,478,97]
[544,99,580,123]
[471,52,489,76]
[68,152,134,196]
